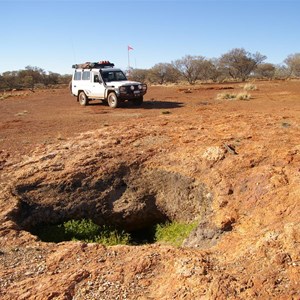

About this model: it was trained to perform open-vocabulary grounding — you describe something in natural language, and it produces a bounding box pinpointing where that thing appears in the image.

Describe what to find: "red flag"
[128,45,134,51]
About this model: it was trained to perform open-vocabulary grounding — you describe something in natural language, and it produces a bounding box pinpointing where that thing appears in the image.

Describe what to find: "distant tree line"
[129,49,300,85]
[0,66,71,91]
[1,49,300,90]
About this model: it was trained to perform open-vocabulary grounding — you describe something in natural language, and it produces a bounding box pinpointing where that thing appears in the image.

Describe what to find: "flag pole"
[128,46,130,70]
[127,45,133,71]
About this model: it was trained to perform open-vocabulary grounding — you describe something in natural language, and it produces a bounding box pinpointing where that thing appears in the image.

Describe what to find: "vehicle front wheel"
[78,91,89,106]
[107,92,118,108]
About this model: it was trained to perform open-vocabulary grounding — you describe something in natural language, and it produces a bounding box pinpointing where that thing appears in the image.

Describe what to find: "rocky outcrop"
[2,127,213,234]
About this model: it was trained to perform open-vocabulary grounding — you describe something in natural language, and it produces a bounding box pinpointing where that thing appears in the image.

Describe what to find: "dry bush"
[216,93,236,100]
[243,83,257,91]
[0,93,12,100]
[236,92,251,100]
[0,92,29,100]
[216,92,251,101]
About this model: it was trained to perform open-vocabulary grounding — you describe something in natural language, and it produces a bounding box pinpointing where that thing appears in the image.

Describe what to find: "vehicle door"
[71,70,81,95]
[89,71,106,99]
[80,70,93,96]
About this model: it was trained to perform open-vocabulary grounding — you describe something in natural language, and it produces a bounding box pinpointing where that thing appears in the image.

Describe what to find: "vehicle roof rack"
[72,61,115,69]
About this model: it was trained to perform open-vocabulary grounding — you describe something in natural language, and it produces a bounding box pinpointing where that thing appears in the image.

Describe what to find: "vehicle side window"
[74,72,81,80]
[82,71,90,80]
[102,72,108,82]
[108,72,114,81]
[116,71,126,81]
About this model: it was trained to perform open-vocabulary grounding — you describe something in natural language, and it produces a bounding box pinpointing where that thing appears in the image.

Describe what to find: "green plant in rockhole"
[63,219,100,241]
[34,219,130,246]
[34,219,198,247]
[154,221,198,247]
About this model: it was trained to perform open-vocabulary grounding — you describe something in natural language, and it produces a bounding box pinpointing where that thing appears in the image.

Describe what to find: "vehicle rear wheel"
[107,92,118,108]
[134,96,143,106]
[78,91,89,106]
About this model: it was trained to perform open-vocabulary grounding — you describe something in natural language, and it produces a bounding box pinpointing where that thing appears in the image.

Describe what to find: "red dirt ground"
[1,81,300,157]
[1,80,300,157]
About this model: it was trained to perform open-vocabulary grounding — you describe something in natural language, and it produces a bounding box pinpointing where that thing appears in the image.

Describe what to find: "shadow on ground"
[88,100,184,110]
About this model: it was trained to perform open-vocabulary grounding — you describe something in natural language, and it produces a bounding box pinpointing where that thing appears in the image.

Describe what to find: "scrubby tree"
[18,66,46,89]
[207,58,225,82]
[44,72,60,86]
[1,71,20,89]
[254,63,276,79]
[58,74,72,84]
[148,63,168,84]
[219,48,266,81]
[23,76,34,90]
[25,66,46,87]
[196,59,221,82]
[0,75,3,90]
[284,53,300,77]
[274,65,290,80]
[172,55,208,84]
[0,66,72,90]
[128,68,149,83]
[148,63,180,84]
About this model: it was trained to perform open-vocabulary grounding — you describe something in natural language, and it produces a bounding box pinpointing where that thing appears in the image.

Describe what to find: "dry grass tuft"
[0,92,29,100]
[216,93,236,100]
[243,83,257,91]
[236,93,251,100]
[216,92,251,101]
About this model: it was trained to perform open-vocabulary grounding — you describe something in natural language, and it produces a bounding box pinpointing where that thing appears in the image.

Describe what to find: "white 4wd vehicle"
[70,61,147,108]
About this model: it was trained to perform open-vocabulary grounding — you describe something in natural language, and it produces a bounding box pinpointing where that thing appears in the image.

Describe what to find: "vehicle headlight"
[119,86,126,92]
[142,84,147,91]
[138,84,142,90]
[130,85,135,91]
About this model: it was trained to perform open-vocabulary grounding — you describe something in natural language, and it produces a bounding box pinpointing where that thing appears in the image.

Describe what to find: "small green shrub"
[34,219,198,247]
[64,219,100,241]
[154,221,198,247]
[92,226,130,245]
[34,219,130,246]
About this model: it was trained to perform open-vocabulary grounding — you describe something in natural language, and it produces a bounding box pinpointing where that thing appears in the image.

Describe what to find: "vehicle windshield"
[101,70,127,82]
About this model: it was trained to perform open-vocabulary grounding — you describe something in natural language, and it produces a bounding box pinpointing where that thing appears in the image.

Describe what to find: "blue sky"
[1,0,299,75]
